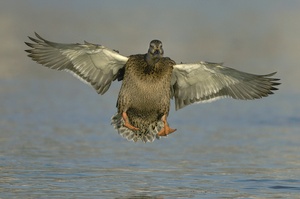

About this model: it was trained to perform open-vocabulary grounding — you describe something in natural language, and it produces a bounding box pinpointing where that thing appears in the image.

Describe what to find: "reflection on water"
[1,78,299,198]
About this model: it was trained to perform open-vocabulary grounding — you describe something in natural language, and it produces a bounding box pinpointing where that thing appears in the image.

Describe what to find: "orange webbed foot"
[122,112,139,131]
[157,115,177,136]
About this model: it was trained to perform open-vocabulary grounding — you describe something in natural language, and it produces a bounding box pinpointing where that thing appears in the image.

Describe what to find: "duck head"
[146,40,164,65]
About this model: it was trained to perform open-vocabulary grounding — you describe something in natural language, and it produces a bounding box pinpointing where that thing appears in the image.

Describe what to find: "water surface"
[1,78,299,198]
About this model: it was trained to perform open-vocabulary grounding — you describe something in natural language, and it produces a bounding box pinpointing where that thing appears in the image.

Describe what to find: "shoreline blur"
[0,1,298,92]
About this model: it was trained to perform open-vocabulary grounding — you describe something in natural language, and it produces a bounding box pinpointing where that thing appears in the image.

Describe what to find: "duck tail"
[111,113,164,143]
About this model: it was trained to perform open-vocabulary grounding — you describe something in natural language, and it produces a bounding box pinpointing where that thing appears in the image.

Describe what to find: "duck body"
[112,54,176,142]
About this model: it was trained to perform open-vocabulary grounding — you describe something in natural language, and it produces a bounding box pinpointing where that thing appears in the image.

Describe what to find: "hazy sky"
[1,0,299,92]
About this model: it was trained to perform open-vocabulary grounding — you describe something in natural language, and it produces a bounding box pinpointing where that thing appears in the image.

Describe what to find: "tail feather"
[111,113,165,143]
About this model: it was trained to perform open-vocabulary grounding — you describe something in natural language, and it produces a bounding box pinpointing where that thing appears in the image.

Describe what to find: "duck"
[25,33,280,143]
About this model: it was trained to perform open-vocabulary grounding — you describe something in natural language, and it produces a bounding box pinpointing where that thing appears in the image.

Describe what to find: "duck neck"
[145,53,160,67]
[144,54,159,74]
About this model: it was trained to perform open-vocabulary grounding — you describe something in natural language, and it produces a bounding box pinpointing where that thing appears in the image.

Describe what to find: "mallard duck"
[25,33,280,143]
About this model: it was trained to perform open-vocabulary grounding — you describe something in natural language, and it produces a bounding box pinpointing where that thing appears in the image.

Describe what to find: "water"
[1,77,299,198]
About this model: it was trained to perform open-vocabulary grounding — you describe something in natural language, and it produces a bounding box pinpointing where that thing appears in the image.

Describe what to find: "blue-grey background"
[1,1,299,198]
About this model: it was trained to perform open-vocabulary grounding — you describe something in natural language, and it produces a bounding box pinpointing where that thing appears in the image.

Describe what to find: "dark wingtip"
[33,32,53,45]
[272,78,280,81]
[270,87,279,91]
[266,72,281,91]
[24,49,32,53]
[272,82,281,86]
[267,71,277,76]
[24,41,34,47]
[27,36,41,43]
[84,40,92,45]
[34,32,43,40]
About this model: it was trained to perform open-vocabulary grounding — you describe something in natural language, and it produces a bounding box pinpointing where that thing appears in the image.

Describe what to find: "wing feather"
[172,62,280,110]
[25,32,128,94]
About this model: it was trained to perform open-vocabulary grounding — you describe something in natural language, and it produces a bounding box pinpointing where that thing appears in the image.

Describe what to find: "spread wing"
[25,32,128,94]
[171,62,280,110]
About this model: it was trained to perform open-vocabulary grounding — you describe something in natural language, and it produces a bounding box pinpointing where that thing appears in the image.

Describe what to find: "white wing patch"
[172,62,280,110]
[25,33,129,95]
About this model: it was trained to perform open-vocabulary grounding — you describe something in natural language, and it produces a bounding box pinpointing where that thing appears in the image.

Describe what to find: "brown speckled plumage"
[25,33,280,143]
[114,54,175,142]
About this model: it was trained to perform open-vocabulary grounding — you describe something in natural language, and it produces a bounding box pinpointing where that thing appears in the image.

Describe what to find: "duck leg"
[157,115,176,136]
[122,112,139,131]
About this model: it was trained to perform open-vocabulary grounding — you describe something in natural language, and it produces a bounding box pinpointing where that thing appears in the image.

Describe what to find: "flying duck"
[25,33,280,142]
